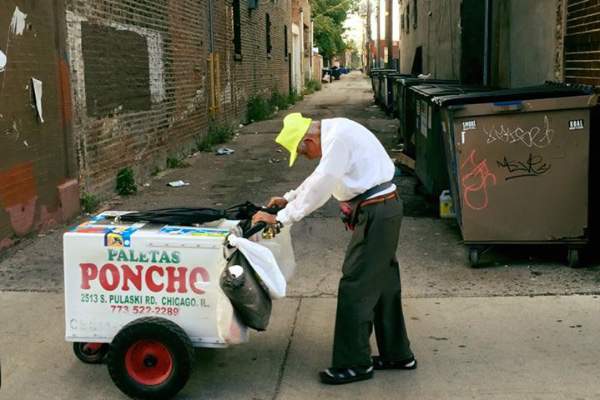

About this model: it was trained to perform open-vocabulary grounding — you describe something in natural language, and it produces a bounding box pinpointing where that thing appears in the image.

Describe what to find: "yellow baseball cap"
[276,113,313,167]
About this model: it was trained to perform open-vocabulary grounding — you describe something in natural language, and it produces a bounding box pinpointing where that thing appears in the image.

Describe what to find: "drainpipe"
[207,0,217,114]
[208,0,215,52]
[483,0,492,86]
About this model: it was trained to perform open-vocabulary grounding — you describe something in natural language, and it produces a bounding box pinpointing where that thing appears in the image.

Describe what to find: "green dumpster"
[435,86,597,267]
[410,84,492,199]
[383,73,412,115]
[395,77,458,156]
[371,69,397,106]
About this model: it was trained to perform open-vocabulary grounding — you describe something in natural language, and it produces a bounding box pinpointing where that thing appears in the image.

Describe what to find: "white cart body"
[64,212,251,348]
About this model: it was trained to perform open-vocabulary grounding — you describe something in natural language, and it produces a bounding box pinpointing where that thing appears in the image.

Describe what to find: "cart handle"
[243,222,267,239]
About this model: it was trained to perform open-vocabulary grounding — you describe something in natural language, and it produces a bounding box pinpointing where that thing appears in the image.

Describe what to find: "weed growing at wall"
[166,157,190,169]
[116,167,137,196]
[269,90,290,111]
[288,89,303,105]
[151,166,162,177]
[247,95,274,122]
[81,193,100,213]
[304,80,322,95]
[195,124,235,152]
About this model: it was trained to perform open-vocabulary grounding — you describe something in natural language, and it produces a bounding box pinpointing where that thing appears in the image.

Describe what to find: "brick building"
[66,0,292,196]
[0,0,294,251]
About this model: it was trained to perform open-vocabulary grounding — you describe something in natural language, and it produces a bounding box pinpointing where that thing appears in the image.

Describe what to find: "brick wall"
[565,0,600,86]
[65,0,291,198]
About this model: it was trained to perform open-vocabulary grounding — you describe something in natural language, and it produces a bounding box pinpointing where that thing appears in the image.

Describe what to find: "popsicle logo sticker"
[105,232,125,248]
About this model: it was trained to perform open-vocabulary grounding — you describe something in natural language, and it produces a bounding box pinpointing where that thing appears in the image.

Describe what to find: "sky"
[344,0,401,45]
[346,0,400,43]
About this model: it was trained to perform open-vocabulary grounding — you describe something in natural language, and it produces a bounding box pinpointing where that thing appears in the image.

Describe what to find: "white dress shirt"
[276,118,396,225]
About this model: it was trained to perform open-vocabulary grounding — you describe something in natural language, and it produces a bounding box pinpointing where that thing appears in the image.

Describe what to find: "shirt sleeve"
[277,137,350,225]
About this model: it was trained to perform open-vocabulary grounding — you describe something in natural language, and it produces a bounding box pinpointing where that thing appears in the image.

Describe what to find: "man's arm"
[254,170,338,226]
[275,171,341,225]
[254,137,350,226]
[276,137,350,225]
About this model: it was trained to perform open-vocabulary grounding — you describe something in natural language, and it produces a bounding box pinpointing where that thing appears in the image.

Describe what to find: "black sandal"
[319,366,374,385]
[372,356,418,370]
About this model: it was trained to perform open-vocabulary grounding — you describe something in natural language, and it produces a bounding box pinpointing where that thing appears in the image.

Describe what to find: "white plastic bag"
[258,225,296,281]
[228,235,287,299]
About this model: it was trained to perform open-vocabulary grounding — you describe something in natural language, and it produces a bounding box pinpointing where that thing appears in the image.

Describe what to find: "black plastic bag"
[220,251,272,331]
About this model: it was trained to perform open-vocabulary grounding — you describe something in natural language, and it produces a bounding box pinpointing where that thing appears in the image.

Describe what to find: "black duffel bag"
[220,250,272,331]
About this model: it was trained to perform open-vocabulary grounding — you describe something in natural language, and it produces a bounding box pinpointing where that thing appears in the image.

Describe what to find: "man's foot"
[319,366,374,385]
[372,356,418,370]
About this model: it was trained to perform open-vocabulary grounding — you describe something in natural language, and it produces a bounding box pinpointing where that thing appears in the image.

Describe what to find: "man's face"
[297,121,322,160]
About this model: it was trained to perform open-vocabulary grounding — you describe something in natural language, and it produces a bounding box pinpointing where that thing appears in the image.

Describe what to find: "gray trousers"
[331,196,414,368]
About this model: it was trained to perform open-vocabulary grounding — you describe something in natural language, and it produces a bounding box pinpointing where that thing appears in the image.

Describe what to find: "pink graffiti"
[461,150,497,211]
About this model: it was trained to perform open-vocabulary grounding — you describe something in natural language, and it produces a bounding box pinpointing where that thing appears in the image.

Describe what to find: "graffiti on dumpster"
[461,149,497,211]
[497,153,552,181]
[482,116,554,148]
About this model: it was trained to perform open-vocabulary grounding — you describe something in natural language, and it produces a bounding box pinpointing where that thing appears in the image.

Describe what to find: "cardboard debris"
[392,153,415,170]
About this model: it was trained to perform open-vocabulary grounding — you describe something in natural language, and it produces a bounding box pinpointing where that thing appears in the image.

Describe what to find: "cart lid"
[433,85,594,107]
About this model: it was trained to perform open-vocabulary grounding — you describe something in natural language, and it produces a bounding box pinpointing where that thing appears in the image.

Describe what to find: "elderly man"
[252,113,416,385]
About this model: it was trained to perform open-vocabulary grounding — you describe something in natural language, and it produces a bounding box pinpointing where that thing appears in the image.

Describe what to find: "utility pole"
[385,0,393,68]
[376,0,382,68]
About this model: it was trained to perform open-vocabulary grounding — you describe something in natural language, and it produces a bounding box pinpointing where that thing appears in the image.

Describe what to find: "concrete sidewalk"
[1,292,599,400]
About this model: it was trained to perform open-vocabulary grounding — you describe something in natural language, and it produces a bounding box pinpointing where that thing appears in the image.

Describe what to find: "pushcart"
[64,205,293,399]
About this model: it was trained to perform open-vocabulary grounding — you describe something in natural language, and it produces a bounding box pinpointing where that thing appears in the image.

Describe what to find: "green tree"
[311,0,358,63]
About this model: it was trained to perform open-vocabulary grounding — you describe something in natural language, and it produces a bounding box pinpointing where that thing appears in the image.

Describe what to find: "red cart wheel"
[107,317,193,400]
[124,340,173,386]
[73,342,109,364]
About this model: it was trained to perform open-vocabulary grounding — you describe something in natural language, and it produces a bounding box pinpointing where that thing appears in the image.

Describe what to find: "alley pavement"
[1,72,600,400]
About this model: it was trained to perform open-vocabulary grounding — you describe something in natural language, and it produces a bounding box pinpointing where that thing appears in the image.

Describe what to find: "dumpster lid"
[410,84,492,98]
[433,85,594,107]
[396,77,459,86]
[369,68,399,77]
[371,68,398,74]
[386,73,414,79]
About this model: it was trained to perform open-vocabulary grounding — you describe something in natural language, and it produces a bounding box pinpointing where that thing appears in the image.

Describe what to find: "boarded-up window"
[565,0,600,85]
[81,23,151,117]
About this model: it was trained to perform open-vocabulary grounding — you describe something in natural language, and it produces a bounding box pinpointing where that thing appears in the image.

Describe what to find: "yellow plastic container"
[439,190,455,219]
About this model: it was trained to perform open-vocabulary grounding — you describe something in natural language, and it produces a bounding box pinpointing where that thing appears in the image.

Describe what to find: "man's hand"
[267,197,288,209]
[252,211,278,226]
